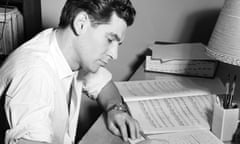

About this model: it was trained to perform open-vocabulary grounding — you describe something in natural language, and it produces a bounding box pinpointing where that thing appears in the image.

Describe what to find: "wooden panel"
[22,0,42,40]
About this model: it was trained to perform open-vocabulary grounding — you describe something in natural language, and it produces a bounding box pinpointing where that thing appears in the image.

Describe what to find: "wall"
[41,0,65,28]
[41,0,225,80]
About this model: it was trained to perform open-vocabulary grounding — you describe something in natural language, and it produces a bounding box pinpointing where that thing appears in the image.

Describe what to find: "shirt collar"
[49,29,73,79]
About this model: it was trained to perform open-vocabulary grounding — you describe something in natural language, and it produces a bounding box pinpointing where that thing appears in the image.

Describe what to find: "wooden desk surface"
[79,63,234,144]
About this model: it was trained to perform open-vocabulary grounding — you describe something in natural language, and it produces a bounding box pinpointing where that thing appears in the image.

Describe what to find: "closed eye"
[108,38,113,43]
[106,32,122,44]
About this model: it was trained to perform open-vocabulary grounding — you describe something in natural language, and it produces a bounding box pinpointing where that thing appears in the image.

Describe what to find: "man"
[0,0,140,143]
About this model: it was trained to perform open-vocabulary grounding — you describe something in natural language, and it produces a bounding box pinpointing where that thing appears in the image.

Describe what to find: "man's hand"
[105,108,141,142]
[97,80,141,141]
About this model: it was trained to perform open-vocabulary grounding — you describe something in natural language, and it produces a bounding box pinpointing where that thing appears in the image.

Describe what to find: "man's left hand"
[105,108,141,142]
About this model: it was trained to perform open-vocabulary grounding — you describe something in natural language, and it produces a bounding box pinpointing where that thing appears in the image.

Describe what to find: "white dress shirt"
[0,28,112,144]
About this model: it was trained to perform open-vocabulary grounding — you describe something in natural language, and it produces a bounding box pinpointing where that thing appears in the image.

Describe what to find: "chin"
[90,69,98,73]
[88,66,100,73]
[83,62,102,73]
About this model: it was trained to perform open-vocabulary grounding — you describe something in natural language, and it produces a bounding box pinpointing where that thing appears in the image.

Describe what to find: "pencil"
[223,74,230,108]
[228,75,237,108]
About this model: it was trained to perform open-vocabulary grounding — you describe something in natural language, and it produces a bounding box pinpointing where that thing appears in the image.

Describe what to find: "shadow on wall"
[127,9,221,80]
[186,9,221,45]
[127,48,152,80]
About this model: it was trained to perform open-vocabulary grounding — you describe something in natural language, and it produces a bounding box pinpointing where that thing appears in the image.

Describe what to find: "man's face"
[76,13,127,73]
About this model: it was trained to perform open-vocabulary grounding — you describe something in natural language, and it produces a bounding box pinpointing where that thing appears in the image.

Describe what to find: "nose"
[107,43,118,60]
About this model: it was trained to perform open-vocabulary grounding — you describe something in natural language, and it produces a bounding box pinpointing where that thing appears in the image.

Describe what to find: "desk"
[79,62,234,144]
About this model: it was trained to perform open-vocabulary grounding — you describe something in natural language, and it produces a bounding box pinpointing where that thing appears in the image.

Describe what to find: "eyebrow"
[109,32,123,45]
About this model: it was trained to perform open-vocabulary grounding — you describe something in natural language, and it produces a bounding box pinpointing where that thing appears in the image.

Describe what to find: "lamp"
[207,0,240,142]
[207,0,240,66]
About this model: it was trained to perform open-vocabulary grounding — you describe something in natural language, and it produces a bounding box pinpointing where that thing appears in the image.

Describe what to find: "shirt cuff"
[5,123,53,144]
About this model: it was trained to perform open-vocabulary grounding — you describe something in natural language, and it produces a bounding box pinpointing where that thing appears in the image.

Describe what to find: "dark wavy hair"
[59,0,136,31]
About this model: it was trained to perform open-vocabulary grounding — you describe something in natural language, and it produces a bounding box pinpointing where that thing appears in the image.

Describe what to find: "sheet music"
[145,55,216,77]
[127,95,214,134]
[129,130,224,144]
[115,77,225,102]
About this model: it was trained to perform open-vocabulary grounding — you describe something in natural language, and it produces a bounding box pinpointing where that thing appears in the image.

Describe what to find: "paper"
[115,77,225,102]
[127,95,214,134]
[115,75,226,143]
[145,55,217,77]
[145,43,218,77]
[129,130,224,144]
[151,43,213,61]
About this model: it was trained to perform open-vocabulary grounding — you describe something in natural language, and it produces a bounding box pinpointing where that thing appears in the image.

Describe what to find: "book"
[126,94,214,134]
[116,77,225,102]
[145,43,218,78]
[115,77,226,143]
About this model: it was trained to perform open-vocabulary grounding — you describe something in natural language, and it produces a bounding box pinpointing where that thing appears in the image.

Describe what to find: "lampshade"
[207,0,240,66]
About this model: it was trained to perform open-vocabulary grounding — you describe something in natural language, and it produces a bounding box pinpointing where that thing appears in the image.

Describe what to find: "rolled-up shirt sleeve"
[5,68,54,144]
[82,67,112,99]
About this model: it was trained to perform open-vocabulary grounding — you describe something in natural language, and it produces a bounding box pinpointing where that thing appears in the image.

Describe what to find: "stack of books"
[145,43,218,78]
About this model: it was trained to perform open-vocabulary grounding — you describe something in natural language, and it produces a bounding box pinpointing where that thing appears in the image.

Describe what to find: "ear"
[73,12,90,35]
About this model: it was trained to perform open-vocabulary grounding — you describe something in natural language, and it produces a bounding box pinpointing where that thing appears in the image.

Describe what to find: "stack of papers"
[115,76,226,144]
[116,77,225,102]
[145,43,218,78]
[129,130,224,144]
